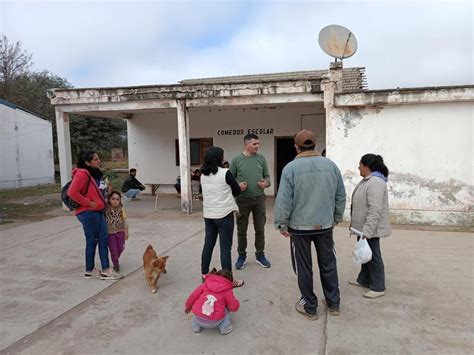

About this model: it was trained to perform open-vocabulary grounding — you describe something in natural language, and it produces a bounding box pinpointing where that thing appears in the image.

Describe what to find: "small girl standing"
[105,191,129,272]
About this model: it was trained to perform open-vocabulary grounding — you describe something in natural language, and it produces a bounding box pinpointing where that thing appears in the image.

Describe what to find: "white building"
[0,100,55,189]
[47,64,474,227]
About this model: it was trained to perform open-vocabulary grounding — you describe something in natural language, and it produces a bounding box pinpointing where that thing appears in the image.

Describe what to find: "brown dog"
[143,244,169,293]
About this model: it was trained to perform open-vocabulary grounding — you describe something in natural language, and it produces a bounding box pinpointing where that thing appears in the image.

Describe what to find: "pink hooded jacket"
[185,274,240,321]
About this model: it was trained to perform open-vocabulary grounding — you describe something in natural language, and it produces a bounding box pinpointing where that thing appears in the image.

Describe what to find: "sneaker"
[100,270,123,280]
[328,307,340,316]
[363,290,386,299]
[255,255,271,268]
[220,323,234,335]
[123,196,131,202]
[113,265,120,272]
[232,278,244,288]
[192,323,202,334]
[349,280,368,288]
[235,255,247,270]
[84,270,94,279]
[295,299,318,321]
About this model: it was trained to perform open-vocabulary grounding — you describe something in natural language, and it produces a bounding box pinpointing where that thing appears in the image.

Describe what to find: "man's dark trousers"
[236,195,266,257]
[290,228,340,313]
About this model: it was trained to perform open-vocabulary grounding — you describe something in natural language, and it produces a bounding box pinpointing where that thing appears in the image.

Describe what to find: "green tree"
[70,116,127,160]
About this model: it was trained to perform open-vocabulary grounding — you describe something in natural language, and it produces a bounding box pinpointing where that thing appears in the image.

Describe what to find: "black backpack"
[61,175,91,211]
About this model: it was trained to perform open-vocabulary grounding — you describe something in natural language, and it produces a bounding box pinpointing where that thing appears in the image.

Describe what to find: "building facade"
[47,64,473,227]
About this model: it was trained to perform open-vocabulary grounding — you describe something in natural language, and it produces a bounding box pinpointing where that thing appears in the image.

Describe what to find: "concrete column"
[55,108,72,211]
[176,99,192,213]
[321,61,344,159]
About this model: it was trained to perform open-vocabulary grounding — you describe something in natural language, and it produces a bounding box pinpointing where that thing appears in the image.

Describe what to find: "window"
[175,138,213,166]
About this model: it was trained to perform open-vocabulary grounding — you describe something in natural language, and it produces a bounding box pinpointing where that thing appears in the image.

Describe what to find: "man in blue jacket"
[274,130,346,320]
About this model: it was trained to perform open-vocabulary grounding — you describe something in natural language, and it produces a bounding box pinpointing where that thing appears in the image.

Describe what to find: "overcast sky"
[1,0,472,89]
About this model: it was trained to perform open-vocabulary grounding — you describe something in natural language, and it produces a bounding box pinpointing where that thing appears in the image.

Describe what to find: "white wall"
[127,103,325,195]
[0,105,55,189]
[327,101,474,226]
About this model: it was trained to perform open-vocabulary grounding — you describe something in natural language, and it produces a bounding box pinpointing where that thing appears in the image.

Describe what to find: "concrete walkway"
[0,197,473,354]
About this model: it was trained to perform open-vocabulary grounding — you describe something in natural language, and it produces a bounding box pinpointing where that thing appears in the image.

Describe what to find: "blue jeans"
[201,212,234,275]
[124,189,140,199]
[77,211,110,272]
[192,311,232,334]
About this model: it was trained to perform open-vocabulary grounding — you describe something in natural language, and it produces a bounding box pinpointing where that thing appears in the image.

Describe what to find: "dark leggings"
[201,213,234,275]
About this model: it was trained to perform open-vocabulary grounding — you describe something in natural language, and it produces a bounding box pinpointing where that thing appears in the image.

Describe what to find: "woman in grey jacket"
[350,154,391,299]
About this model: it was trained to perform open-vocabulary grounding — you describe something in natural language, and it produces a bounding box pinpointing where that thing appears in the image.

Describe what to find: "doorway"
[275,137,297,192]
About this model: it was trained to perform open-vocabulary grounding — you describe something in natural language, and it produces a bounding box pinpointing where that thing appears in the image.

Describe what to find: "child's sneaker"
[100,270,123,280]
[192,323,202,333]
[220,323,234,335]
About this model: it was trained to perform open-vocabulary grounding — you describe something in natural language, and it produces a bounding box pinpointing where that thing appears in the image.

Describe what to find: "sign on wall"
[217,128,274,136]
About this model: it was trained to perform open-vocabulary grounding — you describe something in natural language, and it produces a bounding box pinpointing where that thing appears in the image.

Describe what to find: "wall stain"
[339,106,383,137]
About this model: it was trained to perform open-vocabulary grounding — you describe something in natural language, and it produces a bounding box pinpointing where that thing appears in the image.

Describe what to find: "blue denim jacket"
[274,152,346,231]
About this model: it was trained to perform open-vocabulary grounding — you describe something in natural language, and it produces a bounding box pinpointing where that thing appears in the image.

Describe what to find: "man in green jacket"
[230,133,271,269]
[274,130,346,320]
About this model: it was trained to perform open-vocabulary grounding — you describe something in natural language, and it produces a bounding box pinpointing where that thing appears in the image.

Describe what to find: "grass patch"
[0,183,60,200]
[0,160,128,224]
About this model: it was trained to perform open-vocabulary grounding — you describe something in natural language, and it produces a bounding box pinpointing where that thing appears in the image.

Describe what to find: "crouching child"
[184,268,239,335]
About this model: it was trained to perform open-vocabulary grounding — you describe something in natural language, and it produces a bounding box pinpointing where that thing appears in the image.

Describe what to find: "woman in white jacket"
[200,147,244,288]
[350,154,391,299]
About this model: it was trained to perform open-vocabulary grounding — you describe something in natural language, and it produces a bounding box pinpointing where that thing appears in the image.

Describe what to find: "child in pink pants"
[105,191,129,272]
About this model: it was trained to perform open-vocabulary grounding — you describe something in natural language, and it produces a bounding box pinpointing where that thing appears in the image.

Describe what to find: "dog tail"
[146,244,154,251]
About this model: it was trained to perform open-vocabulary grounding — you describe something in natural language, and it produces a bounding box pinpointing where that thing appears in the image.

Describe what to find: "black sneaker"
[84,270,95,279]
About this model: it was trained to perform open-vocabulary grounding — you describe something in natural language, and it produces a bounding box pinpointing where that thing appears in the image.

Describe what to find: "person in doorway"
[68,150,122,280]
[121,168,145,201]
[200,146,244,288]
[349,154,391,299]
[274,130,346,320]
[230,133,271,269]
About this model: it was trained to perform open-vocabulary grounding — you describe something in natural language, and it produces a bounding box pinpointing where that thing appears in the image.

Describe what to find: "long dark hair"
[360,154,389,177]
[201,146,224,176]
[77,150,103,179]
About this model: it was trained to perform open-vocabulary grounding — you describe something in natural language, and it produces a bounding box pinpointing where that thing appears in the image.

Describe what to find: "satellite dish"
[318,25,358,60]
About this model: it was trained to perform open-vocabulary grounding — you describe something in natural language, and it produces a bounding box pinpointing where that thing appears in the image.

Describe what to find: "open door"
[275,137,297,192]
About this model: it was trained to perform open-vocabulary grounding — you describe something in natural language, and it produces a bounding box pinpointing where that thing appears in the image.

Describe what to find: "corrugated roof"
[180,67,367,91]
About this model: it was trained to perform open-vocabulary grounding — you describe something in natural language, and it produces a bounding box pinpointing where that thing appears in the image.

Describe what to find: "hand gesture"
[257,179,268,189]
[88,200,97,208]
[125,230,129,240]
[239,182,248,191]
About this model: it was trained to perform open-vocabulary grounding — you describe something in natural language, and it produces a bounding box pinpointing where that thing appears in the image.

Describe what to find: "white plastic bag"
[350,228,372,264]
